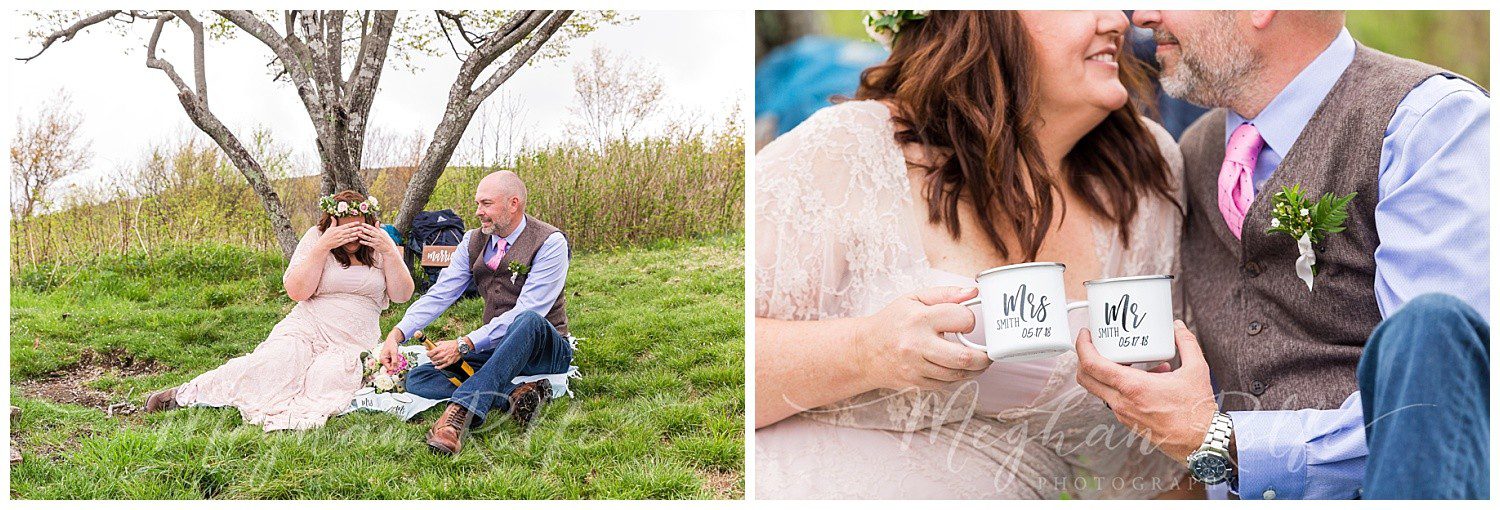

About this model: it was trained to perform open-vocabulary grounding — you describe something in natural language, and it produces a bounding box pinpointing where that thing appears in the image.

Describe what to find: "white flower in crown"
[368,196,379,209]
[863,10,929,50]
[337,201,350,214]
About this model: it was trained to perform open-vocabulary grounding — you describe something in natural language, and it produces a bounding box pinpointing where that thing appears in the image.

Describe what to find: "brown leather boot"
[509,379,552,429]
[426,403,472,455]
[144,387,181,413]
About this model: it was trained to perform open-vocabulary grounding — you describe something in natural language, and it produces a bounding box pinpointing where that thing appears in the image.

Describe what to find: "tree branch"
[472,11,572,100]
[144,14,194,97]
[17,10,124,61]
[167,10,208,104]
[394,10,573,233]
[342,11,396,174]
[453,10,547,92]
[215,10,325,119]
[141,12,297,257]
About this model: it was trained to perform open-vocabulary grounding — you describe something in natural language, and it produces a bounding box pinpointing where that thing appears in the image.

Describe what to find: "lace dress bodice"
[755,100,1188,498]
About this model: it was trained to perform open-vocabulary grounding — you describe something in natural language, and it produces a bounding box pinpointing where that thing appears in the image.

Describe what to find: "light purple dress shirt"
[1212,28,1489,499]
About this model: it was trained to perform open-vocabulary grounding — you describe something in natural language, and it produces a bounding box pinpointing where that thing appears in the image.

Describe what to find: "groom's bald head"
[478,170,528,206]
[1132,10,1345,117]
[475,170,528,236]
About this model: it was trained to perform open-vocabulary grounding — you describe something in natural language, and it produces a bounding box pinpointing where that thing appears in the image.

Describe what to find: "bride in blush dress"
[755,11,1189,498]
[143,190,415,431]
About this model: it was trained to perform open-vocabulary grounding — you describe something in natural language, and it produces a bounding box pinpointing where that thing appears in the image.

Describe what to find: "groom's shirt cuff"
[1228,392,1368,499]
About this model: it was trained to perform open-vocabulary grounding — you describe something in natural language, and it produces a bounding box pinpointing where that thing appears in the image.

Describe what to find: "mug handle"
[954,296,987,351]
[1065,301,1088,339]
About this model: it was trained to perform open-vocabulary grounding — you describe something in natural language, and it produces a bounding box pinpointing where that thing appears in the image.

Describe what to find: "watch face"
[1188,452,1229,484]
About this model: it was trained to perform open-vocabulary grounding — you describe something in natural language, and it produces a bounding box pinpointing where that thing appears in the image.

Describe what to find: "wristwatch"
[1186,412,1237,486]
[456,337,473,355]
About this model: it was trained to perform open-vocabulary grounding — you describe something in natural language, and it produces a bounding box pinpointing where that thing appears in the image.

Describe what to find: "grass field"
[8,233,745,499]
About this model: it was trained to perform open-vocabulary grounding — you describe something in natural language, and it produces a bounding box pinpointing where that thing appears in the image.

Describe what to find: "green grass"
[9,233,745,499]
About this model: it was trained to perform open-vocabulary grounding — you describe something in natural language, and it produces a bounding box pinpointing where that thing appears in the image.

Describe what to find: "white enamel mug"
[1083,275,1177,365]
[956,262,1087,362]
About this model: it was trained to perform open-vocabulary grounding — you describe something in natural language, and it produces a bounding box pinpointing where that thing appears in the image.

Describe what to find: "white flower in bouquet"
[373,372,396,392]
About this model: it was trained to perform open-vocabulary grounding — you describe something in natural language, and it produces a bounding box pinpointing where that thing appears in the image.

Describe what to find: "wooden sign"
[421,245,457,267]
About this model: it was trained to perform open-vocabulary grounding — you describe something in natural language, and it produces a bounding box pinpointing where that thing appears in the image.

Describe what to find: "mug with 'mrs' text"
[955,262,1085,362]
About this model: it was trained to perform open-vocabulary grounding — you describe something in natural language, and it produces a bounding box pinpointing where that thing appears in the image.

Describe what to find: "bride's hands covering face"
[316,221,363,252]
[855,286,992,391]
[355,222,399,255]
[1020,10,1131,114]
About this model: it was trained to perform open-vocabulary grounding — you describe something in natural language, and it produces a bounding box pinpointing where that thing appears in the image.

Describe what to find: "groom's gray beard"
[1156,27,1264,109]
[479,219,505,236]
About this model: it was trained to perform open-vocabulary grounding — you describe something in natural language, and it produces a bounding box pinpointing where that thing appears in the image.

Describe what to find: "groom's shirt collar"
[1225,28,1356,162]
[494,215,527,248]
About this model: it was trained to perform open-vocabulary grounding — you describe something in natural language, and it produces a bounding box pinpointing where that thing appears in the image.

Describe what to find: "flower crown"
[864,10,929,49]
[320,194,380,218]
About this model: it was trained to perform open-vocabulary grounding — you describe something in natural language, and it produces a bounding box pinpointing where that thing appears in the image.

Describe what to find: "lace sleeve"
[754,101,912,322]
[282,227,322,280]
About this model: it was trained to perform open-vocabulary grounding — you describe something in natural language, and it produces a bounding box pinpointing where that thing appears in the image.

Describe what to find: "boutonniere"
[507,261,531,284]
[1265,184,1356,291]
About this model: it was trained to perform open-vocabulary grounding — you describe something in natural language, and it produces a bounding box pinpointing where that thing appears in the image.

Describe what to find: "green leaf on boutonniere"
[1266,184,1356,285]
[1266,184,1356,244]
[507,261,530,276]
[506,261,530,285]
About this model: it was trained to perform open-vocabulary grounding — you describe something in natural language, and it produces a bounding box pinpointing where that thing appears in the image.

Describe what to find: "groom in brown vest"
[1076,11,1488,499]
[381,170,574,455]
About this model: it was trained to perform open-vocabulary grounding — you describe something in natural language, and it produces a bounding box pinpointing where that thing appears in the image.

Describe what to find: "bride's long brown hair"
[854,11,1179,261]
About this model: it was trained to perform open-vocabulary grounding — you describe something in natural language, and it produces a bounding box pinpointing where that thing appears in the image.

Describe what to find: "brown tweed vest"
[467,214,570,335]
[1179,45,1466,411]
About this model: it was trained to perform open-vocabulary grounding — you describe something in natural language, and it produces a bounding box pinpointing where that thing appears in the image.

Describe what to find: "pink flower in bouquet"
[386,354,408,374]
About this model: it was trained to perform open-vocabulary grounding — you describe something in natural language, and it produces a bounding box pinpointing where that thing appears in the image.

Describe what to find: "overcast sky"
[5,10,748,190]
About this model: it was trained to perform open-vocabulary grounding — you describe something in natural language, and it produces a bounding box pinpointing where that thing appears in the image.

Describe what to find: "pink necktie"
[1218,122,1265,239]
[485,237,508,270]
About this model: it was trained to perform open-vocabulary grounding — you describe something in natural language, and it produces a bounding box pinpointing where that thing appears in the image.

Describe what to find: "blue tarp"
[755,36,888,138]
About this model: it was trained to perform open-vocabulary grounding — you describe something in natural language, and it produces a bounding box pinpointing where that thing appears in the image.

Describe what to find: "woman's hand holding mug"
[854,286,993,391]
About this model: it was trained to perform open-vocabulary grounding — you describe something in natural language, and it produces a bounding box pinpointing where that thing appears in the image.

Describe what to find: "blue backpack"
[405,209,478,297]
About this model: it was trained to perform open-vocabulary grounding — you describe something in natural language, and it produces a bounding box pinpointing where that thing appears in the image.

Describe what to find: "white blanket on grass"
[340,344,580,422]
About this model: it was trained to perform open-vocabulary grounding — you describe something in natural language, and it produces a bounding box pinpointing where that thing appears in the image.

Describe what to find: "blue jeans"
[1358,293,1489,499]
[406,311,573,426]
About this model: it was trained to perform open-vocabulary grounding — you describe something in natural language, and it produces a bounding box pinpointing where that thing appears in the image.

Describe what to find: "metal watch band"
[1202,412,1233,451]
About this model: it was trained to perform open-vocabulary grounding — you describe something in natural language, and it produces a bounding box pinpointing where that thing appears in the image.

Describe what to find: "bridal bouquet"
[360,350,418,393]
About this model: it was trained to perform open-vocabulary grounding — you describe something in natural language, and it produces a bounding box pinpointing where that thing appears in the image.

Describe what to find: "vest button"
[1243,261,1261,277]
[1250,380,1268,395]
[1262,488,1277,500]
[1247,321,1264,335]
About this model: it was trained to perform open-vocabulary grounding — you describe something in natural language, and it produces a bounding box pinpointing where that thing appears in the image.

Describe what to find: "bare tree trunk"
[394,10,573,233]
